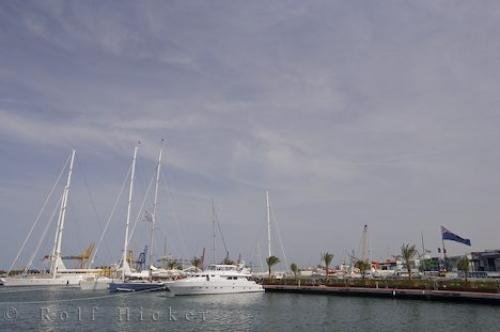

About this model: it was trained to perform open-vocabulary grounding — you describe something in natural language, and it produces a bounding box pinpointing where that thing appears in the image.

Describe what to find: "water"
[0,287,499,331]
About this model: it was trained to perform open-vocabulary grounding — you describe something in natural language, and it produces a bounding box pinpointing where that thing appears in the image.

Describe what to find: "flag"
[441,226,471,246]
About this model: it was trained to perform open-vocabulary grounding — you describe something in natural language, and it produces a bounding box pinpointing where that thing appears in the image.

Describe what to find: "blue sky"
[1,0,500,270]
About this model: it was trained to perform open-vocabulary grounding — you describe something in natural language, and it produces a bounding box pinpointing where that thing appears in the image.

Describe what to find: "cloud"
[1,0,500,267]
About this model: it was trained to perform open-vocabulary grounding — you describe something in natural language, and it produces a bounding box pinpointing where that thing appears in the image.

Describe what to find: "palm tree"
[191,256,203,270]
[223,256,235,265]
[167,259,180,270]
[457,256,470,283]
[290,263,299,280]
[266,256,280,278]
[355,260,371,280]
[401,243,417,280]
[321,252,334,281]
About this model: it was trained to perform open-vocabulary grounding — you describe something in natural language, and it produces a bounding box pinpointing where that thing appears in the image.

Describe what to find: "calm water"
[0,287,499,331]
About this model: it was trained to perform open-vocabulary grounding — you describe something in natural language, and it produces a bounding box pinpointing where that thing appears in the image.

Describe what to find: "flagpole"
[442,238,447,271]
[421,232,426,272]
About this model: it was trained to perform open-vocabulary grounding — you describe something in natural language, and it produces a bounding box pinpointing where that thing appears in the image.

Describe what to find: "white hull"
[79,277,112,290]
[166,279,264,296]
[1,275,84,287]
[165,265,263,296]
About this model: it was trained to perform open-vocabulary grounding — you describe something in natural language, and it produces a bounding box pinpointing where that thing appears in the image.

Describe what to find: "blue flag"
[441,226,471,246]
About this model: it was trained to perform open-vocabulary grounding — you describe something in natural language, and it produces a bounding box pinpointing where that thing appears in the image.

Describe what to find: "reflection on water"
[0,288,499,331]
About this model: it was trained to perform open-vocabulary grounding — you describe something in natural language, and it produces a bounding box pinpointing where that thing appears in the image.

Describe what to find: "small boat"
[165,264,264,296]
[108,280,167,292]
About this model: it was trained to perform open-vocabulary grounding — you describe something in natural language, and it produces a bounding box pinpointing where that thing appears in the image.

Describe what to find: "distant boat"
[1,150,101,287]
[165,264,264,296]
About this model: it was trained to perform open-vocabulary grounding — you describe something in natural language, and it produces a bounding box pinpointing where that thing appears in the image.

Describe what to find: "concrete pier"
[263,285,500,304]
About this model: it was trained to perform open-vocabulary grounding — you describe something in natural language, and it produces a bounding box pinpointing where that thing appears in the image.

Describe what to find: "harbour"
[1,287,499,331]
[3,0,500,331]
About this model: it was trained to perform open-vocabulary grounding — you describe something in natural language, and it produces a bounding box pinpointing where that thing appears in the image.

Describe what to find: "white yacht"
[165,264,264,296]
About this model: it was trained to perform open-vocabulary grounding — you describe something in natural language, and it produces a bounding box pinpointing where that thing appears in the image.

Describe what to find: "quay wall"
[263,284,500,304]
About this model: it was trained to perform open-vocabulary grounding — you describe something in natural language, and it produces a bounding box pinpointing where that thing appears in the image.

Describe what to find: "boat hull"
[108,281,167,293]
[0,275,83,287]
[165,281,264,296]
[79,277,112,290]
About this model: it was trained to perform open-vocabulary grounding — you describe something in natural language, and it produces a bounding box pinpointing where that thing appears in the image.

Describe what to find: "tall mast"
[361,225,369,262]
[122,146,138,281]
[421,232,426,254]
[211,199,216,265]
[266,190,271,258]
[149,147,162,281]
[50,189,66,276]
[51,149,75,278]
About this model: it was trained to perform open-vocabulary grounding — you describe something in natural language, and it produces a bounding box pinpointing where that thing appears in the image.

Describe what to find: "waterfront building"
[470,250,500,278]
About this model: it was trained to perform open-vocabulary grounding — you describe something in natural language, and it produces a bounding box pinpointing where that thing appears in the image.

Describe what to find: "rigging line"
[164,189,211,202]
[245,219,268,270]
[151,179,168,262]
[212,204,229,256]
[24,194,63,274]
[160,168,188,259]
[133,158,147,207]
[91,164,131,266]
[66,189,85,254]
[7,154,70,275]
[270,203,288,269]
[154,225,167,257]
[127,170,154,244]
[74,155,112,260]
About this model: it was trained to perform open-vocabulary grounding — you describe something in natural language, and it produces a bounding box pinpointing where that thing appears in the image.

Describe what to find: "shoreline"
[263,284,500,304]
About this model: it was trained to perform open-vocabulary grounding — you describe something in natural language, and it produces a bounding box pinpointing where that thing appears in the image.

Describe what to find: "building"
[470,250,500,277]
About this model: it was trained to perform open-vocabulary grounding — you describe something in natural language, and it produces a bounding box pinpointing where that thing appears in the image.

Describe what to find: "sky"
[1,0,500,271]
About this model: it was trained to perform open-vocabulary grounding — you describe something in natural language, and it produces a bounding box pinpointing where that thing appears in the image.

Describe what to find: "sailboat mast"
[122,146,138,281]
[266,190,271,258]
[211,199,216,265]
[50,189,66,276]
[149,148,162,280]
[51,149,75,278]
[421,232,426,254]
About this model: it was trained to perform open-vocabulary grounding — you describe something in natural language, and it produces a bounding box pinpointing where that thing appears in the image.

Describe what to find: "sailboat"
[251,190,287,279]
[109,146,167,292]
[1,150,102,287]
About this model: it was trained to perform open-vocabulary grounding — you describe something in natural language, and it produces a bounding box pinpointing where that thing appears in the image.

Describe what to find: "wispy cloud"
[1,0,500,267]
